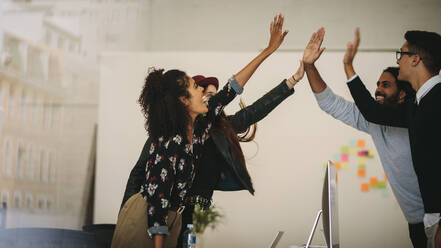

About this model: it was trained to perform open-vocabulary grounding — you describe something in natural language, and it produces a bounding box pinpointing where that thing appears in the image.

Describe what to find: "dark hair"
[383,67,415,102]
[138,68,191,138]
[404,30,441,75]
[213,112,252,184]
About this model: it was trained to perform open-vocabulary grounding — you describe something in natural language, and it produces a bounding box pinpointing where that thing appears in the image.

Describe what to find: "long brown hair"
[212,99,257,181]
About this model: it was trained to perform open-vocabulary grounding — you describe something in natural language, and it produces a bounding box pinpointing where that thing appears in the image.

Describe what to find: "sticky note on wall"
[361,183,370,192]
[370,177,379,186]
[357,169,366,177]
[358,156,366,164]
[349,140,357,147]
[357,139,366,148]
[341,162,349,169]
[341,154,349,162]
[341,146,349,153]
[378,181,387,189]
[368,149,375,158]
[349,147,357,155]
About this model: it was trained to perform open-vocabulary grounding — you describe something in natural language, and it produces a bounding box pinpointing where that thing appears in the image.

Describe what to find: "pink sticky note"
[341,154,349,162]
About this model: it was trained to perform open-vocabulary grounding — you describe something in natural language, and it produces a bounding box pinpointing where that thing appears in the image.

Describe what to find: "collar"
[416,75,441,105]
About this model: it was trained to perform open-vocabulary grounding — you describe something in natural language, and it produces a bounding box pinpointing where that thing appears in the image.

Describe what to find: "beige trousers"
[111,193,183,248]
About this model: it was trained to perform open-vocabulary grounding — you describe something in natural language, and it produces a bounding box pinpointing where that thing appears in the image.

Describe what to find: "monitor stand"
[305,209,326,248]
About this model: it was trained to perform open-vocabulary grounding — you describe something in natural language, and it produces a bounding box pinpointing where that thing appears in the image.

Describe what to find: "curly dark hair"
[138,68,191,138]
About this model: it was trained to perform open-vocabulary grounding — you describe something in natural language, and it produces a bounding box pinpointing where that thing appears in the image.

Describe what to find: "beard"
[375,91,400,105]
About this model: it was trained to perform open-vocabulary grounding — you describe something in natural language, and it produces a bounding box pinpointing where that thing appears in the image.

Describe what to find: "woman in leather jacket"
[119,14,306,248]
[121,66,304,246]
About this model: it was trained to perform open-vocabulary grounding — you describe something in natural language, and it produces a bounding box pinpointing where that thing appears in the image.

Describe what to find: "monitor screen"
[322,161,339,248]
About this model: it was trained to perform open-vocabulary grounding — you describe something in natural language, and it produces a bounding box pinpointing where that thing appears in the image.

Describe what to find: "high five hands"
[266,13,289,53]
[302,27,326,65]
[343,28,360,79]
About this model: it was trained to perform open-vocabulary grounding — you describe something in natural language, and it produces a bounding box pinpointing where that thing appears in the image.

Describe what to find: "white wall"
[148,0,441,51]
[96,51,412,247]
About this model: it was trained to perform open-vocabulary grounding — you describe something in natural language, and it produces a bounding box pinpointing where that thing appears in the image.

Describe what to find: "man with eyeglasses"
[346,30,441,248]
[302,27,425,248]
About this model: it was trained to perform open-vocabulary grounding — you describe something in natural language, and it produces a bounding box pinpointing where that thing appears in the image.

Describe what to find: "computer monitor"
[305,161,339,248]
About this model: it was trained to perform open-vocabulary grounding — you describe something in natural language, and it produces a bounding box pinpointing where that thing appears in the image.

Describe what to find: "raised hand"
[343,28,360,65]
[266,13,289,53]
[302,27,326,65]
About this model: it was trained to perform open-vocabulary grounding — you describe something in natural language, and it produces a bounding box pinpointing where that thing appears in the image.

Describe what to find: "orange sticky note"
[361,183,370,192]
[357,169,366,177]
[334,162,341,169]
[370,177,379,186]
[357,139,366,148]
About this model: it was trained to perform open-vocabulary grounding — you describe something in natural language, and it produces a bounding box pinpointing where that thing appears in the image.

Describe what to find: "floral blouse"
[140,76,242,236]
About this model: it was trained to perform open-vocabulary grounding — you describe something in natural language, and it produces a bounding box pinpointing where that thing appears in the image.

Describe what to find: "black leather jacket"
[120,80,294,209]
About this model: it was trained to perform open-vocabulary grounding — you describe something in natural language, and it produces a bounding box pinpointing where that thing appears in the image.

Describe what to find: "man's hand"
[266,13,288,53]
[302,27,326,65]
[343,28,360,65]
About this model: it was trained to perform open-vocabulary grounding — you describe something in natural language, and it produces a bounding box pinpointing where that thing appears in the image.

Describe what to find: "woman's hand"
[266,13,288,53]
[343,28,360,65]
[153,234,163,248]
[286,60,304,88]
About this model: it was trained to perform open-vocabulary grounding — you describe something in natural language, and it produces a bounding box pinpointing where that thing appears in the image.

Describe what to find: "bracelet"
[291,75,300,83]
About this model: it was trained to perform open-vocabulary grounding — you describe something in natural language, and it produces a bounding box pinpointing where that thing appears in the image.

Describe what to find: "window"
[25,193,33,209]
[40,150,49,183]
[16,141,26,179]
[37,196,45,210]
[1,191,9,206]
[45,30,52,45]
[27,144,35,180]
[57,37,65,50]
[3,138,13,177]
[48,151,56,183]
[7,89,15,120]
[44,103,52,129]
[46,197,53,211]
[13,191,22,209]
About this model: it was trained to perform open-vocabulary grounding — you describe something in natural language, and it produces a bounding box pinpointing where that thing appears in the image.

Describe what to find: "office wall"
[96,51,412,248]
[148,0,441,51]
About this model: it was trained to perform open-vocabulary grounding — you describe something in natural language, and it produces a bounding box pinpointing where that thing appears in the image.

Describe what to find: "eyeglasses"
[396,51,416,60]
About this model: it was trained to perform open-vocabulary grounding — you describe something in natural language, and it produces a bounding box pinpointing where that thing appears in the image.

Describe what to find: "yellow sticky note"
[341,162,349,169]
[349,147,357,155]
[361,183,370,192]
[341,146,349,153]
[378,181,387,189]
[357,139,366,148]
[368,149,375,158]
[358,157,366,165]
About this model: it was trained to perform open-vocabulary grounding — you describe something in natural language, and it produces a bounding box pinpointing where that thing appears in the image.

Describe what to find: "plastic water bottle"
[182,224,196,248]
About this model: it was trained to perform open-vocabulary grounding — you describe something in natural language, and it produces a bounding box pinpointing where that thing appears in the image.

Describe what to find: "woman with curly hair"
[114,14,301,248]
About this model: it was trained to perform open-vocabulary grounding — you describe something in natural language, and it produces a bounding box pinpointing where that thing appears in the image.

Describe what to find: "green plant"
[192,203,224,234]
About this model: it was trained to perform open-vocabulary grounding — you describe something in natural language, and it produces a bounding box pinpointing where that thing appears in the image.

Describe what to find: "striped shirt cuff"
[148,225,168,237]
[229,75,243,95]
